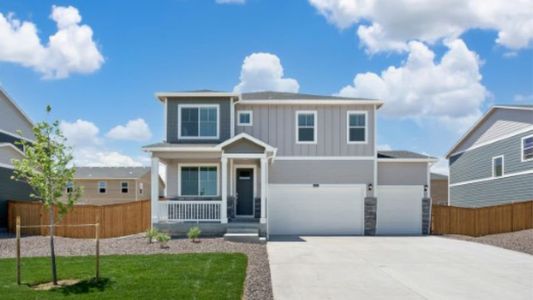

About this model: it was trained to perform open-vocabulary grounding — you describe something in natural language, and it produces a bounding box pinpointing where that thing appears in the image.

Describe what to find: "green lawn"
[0,253,247,299]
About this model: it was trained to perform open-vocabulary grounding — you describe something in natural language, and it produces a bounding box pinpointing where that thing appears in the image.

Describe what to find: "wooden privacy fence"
[7,200,151,238]
[432,200,533,237]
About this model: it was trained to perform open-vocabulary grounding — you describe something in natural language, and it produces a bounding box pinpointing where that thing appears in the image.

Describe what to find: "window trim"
[237,110,253,126]
[98,181,107,194]
[177,104,220,140]
[139,182,144,195]
[346,110,368,144]
[492,155,504,178]
[177,163,220,197]
[521,134,533,162]
[66,181,73,194]
[121,181,129,194]
[295,111,317,144]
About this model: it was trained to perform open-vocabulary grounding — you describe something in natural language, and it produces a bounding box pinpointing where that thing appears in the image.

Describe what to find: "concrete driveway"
[267,236,533,300]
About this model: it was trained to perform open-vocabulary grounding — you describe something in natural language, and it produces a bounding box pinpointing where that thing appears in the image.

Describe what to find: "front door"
[236,168,254,216]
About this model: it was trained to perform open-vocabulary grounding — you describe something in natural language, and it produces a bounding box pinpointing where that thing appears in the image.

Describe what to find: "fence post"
[95,215,100,281]
[16,216,21,285]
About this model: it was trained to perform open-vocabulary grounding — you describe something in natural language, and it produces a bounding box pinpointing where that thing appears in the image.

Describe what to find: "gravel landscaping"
[0,234,272,300]
[445,229,533,255]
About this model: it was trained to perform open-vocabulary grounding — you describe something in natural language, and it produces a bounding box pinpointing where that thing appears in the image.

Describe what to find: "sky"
[1,0,532,174]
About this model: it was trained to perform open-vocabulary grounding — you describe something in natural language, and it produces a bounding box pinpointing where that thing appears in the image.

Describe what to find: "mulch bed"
[0,234,273,300]
[444,229,533,255]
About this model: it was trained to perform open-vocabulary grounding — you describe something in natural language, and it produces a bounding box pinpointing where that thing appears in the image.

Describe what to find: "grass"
[0,253,247,299]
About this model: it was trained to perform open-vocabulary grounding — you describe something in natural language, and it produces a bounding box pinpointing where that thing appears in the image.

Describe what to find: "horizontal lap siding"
[450,173,533,207]
[269,160,374,184]
[0,167,33,227]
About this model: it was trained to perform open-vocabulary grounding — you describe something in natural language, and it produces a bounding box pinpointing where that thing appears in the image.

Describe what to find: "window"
[492,156,504,177]
[347,111,367,143]
[522,135,533,162]
[121,182,129,193]
[237,111,253,126]
[296,111,317,143]
[178,105,219,139]
[139,182,144,195]
[180,166,218,196]
[98,181,107,194]
[66,181,73,193]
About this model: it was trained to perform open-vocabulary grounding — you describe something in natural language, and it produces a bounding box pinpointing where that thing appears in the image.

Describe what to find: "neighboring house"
[69,167,165,205]
[430,173,448,206]
[0,87,35,229]
[144,90,436,238]
[446,105,533,207]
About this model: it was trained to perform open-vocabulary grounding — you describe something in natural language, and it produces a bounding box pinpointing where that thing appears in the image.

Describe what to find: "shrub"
[156,232,171,248]
[187,226,201,243]
[146,228,159,244]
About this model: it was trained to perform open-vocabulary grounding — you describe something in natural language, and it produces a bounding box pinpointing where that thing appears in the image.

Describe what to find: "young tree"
[11,105,81,285]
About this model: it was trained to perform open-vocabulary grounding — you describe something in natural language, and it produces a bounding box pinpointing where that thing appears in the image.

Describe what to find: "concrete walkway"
[267,236,533,300]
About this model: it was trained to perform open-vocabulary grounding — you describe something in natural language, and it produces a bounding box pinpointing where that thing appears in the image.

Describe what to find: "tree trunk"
[49,206,58,285]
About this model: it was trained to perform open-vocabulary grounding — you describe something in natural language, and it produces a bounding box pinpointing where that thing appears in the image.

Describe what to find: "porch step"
[227,222,260,229]
[224,232,260,243]
[226,227,258,234]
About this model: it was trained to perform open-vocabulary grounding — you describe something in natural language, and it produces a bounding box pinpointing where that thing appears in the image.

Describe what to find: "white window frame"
[346,111,368,144]
[98,181,107,194]
[139,182,144,195]
[177,163,220,197]
[237,110,253,126]
[492,155,504,178]
[121,181,129,194]
[177,104,220,140]
[66,181,73,193]
[521,134,533,162]
[295,111,317,144]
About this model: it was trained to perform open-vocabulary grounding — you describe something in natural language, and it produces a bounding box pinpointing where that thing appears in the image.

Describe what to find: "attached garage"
[376,185,424,235]
[268,184,365,235]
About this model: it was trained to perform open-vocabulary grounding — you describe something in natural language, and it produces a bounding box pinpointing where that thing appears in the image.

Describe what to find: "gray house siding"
[449,130,533,184]
[0,167,34,228]
[235,104,375,156]
[166,97,232,144]
[0,132,24,151]
[450,173,533,207]
[454,108,533,154]
[269,160,374,184]
[0,91,34,140]
[378,162,428,185]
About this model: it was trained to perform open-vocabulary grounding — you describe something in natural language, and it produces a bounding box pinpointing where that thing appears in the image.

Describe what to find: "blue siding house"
[0,87,34,229]
[446,105,533,207]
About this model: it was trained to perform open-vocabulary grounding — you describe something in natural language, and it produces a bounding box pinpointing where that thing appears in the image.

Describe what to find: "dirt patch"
[32,279,81,291]
[444,229,533,255]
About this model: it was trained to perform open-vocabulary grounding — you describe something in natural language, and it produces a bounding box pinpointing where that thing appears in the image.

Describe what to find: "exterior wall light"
[424,184,429,192]
[367,183,373,191]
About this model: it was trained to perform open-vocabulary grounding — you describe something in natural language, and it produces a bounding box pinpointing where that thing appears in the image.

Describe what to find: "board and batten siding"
[377,162,428,185]
[0,167,34,228]
[269,160,374,184]
[449,130,533,184]
[235,104,375,156]
[166,97,232,144]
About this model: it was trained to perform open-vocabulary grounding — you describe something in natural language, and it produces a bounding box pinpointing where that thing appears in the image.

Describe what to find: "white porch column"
[221,157,228,223]
[260,157,268,224]
[151,156,160,224]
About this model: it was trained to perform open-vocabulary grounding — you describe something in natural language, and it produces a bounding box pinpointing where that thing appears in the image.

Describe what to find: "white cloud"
[233,52,300,93]
[514,93,533,102]
[60,119,101,147]
[308,0,533,53]
[431,157,449,175]
[377,144,392,151]
[106,118,152,142]
[337,39,486,127]
[0,5,103,78]
[73,150,144,167]
[216,0,246,4]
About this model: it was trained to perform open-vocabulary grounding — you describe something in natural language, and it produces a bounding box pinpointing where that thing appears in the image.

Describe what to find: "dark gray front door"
[236,168,254,216]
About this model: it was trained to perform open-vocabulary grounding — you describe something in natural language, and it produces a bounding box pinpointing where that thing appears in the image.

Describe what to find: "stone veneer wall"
[364,197,377,235]
[254,197,261,219]
[422,197,431,235]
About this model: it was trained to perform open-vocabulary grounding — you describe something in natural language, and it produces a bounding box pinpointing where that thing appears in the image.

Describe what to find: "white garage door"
[268,184,365,235]
[376,185,423,235]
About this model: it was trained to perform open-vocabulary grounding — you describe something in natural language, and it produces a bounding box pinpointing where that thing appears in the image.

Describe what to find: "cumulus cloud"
[0,5,104,78]
[514,93,533,103]
[233,52,300,93]
[308,0,533,53]
[431,157,449,175]
[337,39,486,127]
[216,0,246,4]
[106,119,152,142]
[60,119,101,147]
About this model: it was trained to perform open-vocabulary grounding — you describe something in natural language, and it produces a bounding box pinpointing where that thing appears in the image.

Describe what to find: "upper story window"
[237,111,253,126]
[522,134,533,162]
[121,182,129,193]
[492,155,504,177]
[347,111,367,143]
[98,181,107,194]
[178,104,219,139]
[296,111,317,144]
[66,181,73,193]
[180,165,218,196]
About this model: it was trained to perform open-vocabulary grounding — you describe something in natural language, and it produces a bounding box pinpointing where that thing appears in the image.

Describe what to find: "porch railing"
[158,201,221,222]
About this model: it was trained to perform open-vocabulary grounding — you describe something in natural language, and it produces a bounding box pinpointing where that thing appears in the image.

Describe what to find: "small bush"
[187,226,201,243]
[156,232,171,248]
[145,228,159,244]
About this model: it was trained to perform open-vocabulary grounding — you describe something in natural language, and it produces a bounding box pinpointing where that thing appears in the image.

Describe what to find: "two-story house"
[0,87,35,229]
[446,105,533,207]
[144,91,436,239]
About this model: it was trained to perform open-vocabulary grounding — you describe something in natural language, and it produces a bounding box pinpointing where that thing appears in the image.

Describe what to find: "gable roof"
[446,105,533,158]
[74,167,151,179]
[0,86,34,141]
[431,173,448,180]
[377,150,436,160]
[216,132,276,152]
[241,91,375,101]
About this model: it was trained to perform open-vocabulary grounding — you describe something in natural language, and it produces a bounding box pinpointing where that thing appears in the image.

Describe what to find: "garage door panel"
[377,185,423,235]
[268,184,365,235]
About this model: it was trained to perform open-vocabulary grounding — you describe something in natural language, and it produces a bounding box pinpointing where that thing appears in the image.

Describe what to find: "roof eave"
[155,92,240,102]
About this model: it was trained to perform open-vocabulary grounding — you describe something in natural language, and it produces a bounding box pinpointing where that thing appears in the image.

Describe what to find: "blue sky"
[1,0,532,173]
